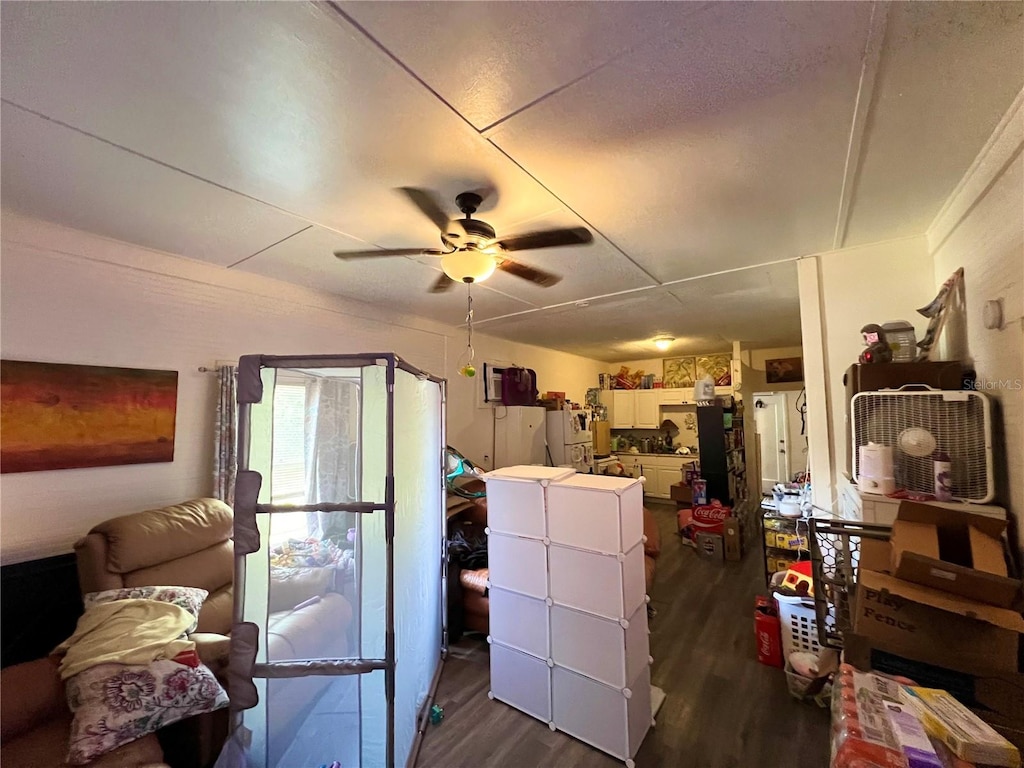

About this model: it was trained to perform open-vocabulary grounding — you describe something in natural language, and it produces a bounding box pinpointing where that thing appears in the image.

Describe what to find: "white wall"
[812,236,936,491]
[930,152,1023,545]
[0,213,601,562]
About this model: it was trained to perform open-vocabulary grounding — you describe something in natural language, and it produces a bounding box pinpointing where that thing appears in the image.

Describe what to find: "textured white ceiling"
[1,1,1021,361]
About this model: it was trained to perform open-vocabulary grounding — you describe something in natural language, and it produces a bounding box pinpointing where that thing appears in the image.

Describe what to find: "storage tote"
[550,601,649,689]
[489,642,552,722]
[487,532,549,600]
[548,541,646,620]
[546,474,644,555]
[484,466,574,540]
[488,587,551,660]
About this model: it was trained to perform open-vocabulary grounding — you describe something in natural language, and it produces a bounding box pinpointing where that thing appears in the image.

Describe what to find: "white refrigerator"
[494,406,548,468]
[546,409,594,473]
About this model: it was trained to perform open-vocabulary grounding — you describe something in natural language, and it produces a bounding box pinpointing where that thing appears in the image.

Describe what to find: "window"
[270,382,308,542]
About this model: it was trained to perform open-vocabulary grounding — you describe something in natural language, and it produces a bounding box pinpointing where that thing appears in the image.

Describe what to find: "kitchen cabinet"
[607,390,659,428]
[635,391,660,428]
[611,391,635,429]
[658,388,693,406]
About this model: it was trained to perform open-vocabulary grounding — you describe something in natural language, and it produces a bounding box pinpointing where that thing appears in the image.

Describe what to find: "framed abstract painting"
[1,360,178,473]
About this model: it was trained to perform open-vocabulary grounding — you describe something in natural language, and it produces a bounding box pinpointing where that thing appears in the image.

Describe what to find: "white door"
[754,393,790,492]
[655,467,678,499]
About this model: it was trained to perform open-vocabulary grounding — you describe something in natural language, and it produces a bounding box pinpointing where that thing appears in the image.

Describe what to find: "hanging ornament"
[457,283,476,377]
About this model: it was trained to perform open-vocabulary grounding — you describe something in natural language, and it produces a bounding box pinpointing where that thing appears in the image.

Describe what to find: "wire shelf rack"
[808,518,892,649]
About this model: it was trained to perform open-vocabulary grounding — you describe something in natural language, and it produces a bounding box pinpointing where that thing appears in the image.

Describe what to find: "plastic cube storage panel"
[550,602,649,690]
[489,587,550,660]
[484,466,575,540]
[551,664,652,765]
[488,532,548,600]
[489,642,552,722]
[549,541,646,620]
[546,474,644,555]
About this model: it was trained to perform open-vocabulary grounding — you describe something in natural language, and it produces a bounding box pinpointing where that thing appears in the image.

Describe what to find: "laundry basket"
[774,594,820,657]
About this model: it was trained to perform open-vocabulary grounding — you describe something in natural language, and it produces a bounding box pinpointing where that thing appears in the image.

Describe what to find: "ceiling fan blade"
[334,248,443,260]
[494,226,592,253]
[429,272,455,293]
[498,258,562,288]
[398,187,451,233]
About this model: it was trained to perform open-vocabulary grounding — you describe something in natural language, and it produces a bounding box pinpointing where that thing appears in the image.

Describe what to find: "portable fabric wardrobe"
[226,353,446,768]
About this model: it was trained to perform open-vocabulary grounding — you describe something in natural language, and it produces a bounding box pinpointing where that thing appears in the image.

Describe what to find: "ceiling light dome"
[654,336,674,351]
[441,250,497,284]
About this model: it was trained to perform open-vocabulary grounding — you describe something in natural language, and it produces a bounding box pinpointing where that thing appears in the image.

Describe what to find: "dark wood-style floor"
[416,503,830,768]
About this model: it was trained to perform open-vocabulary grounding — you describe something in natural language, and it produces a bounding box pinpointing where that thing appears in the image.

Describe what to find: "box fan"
[851,387,993,503]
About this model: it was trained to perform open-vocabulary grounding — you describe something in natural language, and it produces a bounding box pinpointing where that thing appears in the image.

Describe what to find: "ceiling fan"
[333,188,593,293]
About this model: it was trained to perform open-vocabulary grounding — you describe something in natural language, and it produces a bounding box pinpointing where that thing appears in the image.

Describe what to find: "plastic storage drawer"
[484,466,575,540]
[487,532,548,600]
[546,474,644,555]
[489,642,552,722]
[550,601,649,689]
[551,664,652,766]
[548,540,646,620]
[488,587,551,660]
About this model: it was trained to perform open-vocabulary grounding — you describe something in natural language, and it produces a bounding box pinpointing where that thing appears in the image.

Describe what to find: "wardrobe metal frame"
[229,353,447,768]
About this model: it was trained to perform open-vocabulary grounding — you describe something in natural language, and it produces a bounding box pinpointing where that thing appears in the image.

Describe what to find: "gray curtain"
[304,377,358,539]
[213,366,238,506]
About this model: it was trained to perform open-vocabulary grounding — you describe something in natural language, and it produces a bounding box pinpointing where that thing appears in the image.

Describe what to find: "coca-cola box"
[690,500,731,537]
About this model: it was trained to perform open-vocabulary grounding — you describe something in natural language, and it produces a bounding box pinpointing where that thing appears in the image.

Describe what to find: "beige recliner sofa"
[75,498,355,768]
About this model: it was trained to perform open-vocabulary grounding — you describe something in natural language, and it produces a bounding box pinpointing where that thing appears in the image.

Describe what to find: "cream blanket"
[55,599,196,680]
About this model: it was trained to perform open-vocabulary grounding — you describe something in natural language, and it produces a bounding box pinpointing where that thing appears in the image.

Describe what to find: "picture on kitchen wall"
[0,360,178,473]
[765,356,803,384]
[696,353,732,386]
[662,356,696,388]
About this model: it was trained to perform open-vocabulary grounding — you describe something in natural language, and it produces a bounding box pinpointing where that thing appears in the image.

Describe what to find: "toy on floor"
[430,704,444,725]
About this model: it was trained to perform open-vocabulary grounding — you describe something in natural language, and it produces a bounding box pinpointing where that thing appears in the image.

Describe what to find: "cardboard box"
[844,633,1024,735]
[889,501,1021,608]
[853,541,1024,677]
[696,532,723,561]
[723,517,742,561]
[670,482,692,504]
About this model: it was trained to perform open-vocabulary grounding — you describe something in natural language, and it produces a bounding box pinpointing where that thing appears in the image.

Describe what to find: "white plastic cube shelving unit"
[483,466,652,767]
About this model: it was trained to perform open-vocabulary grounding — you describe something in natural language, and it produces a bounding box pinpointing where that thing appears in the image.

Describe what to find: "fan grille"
[852,390,992,502]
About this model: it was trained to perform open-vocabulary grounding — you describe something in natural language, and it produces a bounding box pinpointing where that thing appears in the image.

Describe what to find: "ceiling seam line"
[484,140,663,285]
[470,255,801,328]
[227,226,314,269]
[324,2,480,136]
[831,1,890,251]
[0,98,371,246]
[480,1,716,135]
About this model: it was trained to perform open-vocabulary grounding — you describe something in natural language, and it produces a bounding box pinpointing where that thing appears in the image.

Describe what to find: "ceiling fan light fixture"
[441,250,496,284]
[654,336,674,351]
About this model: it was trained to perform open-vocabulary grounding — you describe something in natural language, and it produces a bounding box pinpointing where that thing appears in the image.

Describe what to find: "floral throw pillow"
[84,586,208,634]
[65,659,229,765]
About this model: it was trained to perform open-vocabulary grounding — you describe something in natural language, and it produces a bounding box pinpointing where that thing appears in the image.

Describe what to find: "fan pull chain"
[458,284,477,377]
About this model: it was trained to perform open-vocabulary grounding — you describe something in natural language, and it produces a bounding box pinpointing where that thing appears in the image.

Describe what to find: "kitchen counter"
[623,452,699,458]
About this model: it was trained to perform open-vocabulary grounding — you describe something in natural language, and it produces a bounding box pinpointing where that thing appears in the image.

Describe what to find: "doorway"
[754,392,791,492]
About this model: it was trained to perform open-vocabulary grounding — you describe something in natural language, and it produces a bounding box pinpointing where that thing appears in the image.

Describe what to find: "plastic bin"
[484,466,574,540]
[549,540,646,620]
[487,532,548,600]
[775,593,821,657]
[488,587,550,660]
[546,474,644,555]
[550,601,649,689]
[489,642,552,722]
[551,664,651,766]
